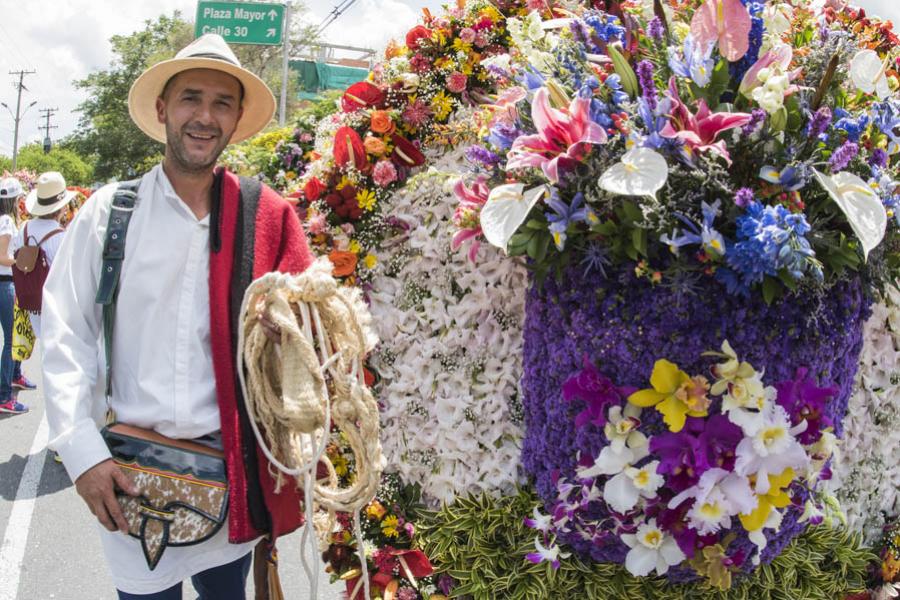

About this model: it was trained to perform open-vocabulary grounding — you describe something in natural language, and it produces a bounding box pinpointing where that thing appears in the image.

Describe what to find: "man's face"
[156,68,244,173]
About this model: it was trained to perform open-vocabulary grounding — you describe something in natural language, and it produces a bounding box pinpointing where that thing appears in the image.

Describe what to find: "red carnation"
[405,25,432,51]
[390,134,426,168]
[333,127,367,170]
[341,81,385,113]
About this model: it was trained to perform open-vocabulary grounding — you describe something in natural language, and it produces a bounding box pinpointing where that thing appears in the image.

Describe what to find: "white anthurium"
[603,460,664,514]
[598,147,669,199]
[621,518,686,577]
[813,169,887,261]
[480,183,549,251]
[850,49,891,100]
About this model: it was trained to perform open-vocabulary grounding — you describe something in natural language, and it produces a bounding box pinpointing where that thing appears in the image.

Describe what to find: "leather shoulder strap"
[95,179,141,408]
[37,228,64,246]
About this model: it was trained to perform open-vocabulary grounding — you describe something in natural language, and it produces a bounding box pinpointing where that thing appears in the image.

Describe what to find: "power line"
[316,0,357,35]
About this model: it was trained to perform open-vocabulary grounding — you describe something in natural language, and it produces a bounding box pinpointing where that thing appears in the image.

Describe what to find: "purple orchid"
[660,77,752,165]
[697,414,743,472]
[562,355,634,429]
[775,368,837,444]
[506,86,608,184]
[656,501,718,559]
[649,418,705,492]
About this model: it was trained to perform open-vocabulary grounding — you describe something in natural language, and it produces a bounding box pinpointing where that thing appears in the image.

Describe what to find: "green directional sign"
[195,1,285,45]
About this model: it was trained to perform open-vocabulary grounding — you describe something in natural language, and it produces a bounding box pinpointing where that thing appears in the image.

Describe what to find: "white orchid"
[668,468,758,535]
[577,405,648,479]
[735,403,810,494]
[603,460,665,514]
[621,519,686,577]
[709,340,774,428]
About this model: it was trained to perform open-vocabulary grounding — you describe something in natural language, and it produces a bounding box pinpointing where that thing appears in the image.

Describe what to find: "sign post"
[195,1,290,124]
[195,1,285,45]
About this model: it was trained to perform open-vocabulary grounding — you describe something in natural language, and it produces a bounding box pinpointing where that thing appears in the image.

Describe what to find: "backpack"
[13,222,64,313]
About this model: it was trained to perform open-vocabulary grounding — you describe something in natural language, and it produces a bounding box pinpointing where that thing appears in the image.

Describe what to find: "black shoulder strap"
[95,179,140,405]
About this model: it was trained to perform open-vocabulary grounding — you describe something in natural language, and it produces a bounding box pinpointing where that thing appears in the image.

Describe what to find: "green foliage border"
[417,491,875,600]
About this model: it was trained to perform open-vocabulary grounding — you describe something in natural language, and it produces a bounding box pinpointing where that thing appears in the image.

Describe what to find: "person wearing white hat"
[9,171,70,340]
[0,176,36,414]
[39,34,316,599]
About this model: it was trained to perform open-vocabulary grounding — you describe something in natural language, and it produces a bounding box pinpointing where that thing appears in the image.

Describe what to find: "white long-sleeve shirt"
[41,164,255,594]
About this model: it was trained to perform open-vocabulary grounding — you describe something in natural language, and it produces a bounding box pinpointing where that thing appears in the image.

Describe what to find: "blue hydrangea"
[725,202,823,289]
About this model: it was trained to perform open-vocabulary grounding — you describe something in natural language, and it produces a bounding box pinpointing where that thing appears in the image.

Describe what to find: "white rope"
[236,259,383,600]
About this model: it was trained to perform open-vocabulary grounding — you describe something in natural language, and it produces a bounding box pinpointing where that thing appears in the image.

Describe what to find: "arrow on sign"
[267,28,276,37]
[268,9,278,20]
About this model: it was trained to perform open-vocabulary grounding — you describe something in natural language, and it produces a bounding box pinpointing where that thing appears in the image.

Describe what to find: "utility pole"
[38,107,58,153]
[1,70,37,171]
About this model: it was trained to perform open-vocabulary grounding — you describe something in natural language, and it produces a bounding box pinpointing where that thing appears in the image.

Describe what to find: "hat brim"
[25,189,76,217]
[128,56,276,145]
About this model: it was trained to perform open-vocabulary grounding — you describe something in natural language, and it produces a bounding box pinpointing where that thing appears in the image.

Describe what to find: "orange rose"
[363,135,387,156]
[328,250,358,278]
[369,110,395,134]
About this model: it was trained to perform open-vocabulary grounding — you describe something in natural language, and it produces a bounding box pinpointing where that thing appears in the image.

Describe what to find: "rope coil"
[237,258,383,599]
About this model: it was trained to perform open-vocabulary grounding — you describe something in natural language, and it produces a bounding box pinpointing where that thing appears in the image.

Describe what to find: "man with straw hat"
[40,34,315,599]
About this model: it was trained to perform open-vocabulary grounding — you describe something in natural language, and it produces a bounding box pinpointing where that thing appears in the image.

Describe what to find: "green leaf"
[607,43,639,97]
[762,276,781,305]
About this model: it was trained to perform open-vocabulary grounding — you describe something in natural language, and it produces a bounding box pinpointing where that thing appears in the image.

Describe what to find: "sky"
[0,0,897,158]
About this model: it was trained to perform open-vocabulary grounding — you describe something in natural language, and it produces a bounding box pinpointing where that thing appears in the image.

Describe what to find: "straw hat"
[25,172,76,217]
[128,34,275,144]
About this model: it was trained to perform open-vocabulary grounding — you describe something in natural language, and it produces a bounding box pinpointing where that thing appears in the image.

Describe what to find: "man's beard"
[165,121,231,173]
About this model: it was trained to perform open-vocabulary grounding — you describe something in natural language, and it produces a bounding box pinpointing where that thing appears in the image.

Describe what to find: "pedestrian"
[10,171,70,340]
[41,34,314,600]
[0,177,36,414]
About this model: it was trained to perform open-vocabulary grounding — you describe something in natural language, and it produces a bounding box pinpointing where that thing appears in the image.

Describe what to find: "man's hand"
[74,459,140,533]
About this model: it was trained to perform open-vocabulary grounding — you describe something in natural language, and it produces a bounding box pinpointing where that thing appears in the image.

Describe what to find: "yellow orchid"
[739,468,795,532]
[628,359,711,432]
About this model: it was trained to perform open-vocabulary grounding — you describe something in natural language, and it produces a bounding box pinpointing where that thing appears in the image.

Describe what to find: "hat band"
[188,52,239,66]
[37,192,65,206]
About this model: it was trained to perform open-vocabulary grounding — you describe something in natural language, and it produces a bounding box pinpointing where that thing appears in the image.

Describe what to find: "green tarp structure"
[291,60,369,100]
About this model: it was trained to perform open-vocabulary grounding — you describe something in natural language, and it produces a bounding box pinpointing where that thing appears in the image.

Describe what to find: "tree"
[68,13,191,182]
[0,143,94,186]
[70,6,318,182]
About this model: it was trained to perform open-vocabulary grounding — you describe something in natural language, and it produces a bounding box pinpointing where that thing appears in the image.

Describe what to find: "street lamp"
[2,100,37,171]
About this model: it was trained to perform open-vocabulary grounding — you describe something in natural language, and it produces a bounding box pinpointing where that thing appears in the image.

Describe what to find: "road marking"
[0,415,48,600]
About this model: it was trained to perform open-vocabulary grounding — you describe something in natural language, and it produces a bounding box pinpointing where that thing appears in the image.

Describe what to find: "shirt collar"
[152,163,211,227]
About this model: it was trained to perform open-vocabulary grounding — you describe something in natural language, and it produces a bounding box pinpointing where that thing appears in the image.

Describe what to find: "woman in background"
[0,177,35,414]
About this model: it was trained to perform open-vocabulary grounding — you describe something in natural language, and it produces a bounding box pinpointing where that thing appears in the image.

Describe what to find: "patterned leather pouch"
[101,423,229,570]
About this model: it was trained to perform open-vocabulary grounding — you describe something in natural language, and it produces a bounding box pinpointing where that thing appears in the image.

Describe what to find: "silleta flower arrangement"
[453,0,898,300]
[293,1,524,285]
[525,341,839,588]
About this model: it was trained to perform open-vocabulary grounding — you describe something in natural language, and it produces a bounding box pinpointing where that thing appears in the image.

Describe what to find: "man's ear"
[155,96,166,125]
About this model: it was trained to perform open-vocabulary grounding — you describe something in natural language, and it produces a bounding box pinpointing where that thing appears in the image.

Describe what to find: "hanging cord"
[236,258,384,600]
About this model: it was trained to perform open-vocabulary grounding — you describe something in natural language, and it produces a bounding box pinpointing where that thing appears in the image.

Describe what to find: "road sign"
[195,1,285,45]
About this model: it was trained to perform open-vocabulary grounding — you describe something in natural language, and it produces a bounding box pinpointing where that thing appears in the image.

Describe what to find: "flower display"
[452,0,899,301]
[526,339,844,585]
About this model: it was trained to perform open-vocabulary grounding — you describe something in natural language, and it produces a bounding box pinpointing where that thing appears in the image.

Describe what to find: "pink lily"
[506,86,608,184]
[739,44,801,96]
[489,85,527,127]
[660,77,752,165]
[451,175,490,262]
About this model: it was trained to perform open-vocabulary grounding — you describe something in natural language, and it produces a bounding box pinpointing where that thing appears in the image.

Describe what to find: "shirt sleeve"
[0,215,14,238]
[41,189,114,482]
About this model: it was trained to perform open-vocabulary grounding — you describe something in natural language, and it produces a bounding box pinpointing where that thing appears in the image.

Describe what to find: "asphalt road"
[0,346,344,600]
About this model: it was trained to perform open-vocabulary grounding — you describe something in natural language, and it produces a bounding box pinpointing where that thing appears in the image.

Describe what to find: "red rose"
[405,25,432,51]
[303,177,325,201]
